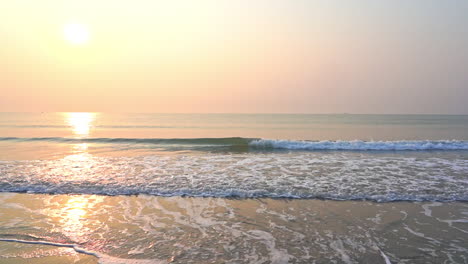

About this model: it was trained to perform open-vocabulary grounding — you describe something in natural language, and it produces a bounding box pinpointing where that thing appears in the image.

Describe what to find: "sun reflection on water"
[72,143,89,153]
[65,112,96,138]
[61,196,88,242]
[43,195,104,244]
[52,113,100,243]
[63,112,96,156]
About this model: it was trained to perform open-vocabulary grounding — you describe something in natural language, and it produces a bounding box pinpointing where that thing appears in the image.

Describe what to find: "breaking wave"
[1,137,468,151]
[0,152,467,202]
[250,139,468,151]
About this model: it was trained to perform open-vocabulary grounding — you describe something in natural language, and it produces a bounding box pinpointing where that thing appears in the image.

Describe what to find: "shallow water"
[0,194,467,263]
[0,113,467,263]
[0,151,467,201]
[0,113,467,201]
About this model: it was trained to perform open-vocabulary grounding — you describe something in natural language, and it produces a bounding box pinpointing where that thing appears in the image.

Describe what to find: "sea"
[0,113,467,263]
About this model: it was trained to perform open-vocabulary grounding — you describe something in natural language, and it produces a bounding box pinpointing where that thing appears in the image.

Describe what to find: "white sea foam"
[0,238,99,258]
[250,139,468,150]
[380,250,392,264]
[0,152,466,201]
[0,238,165,264]
[0,193,467,263]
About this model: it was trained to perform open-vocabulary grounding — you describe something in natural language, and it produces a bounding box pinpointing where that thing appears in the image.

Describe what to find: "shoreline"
[0,193,467,263]
[3,191,468,203]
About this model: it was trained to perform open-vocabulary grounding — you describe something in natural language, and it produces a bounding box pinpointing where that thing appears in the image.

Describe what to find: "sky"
[1,0,467,114]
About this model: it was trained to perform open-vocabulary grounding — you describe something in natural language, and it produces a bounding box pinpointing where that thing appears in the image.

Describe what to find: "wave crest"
[249,139,468,150]
[1,137,467,151]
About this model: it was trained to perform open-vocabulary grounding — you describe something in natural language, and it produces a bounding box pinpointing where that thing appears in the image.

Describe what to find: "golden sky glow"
[1,1,467,114]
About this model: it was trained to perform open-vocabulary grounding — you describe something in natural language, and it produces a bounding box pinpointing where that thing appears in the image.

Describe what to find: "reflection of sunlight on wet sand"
[46,195,104,244]
[64,112,96,138]
[50,154,102,243]
[62,197,88,242]
[54,114,101,243]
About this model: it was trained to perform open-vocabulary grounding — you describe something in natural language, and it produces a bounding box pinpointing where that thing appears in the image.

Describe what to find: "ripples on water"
[0,113,467,263]
[0,194,467,263]
[0,151,467,201]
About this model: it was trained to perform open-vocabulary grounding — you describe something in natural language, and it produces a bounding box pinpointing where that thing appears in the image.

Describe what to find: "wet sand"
[0,193,467,263]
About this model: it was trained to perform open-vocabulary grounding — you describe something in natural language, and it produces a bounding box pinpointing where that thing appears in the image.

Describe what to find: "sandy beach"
[0,193,467,263]
[2,0,468,262]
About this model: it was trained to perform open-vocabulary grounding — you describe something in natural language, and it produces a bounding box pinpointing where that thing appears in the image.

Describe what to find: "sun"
[63,23,90,45]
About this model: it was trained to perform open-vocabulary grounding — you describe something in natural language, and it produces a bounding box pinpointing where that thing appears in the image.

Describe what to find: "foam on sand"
[0,238,164,264]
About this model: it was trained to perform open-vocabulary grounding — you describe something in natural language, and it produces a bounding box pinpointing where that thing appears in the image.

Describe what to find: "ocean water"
[0,113,467,263]
[0,113,467,201]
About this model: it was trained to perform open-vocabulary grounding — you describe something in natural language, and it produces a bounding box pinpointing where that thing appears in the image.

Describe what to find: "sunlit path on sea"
[0,113,467,263]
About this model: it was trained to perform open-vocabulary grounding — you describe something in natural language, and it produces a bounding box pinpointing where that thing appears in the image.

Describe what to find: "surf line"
[0,238,99,258]
[379,249,392,264]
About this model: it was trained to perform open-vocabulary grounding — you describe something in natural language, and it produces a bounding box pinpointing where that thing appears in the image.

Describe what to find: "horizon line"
[0,111,467,116]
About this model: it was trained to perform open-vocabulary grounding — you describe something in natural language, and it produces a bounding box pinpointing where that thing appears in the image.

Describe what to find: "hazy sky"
[1,0,467,114]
